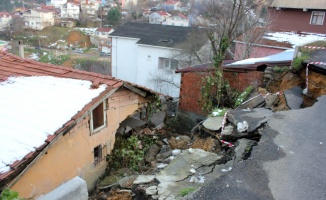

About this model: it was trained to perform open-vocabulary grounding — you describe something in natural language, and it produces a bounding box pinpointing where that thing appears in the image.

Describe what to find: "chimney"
[18,41,24,58]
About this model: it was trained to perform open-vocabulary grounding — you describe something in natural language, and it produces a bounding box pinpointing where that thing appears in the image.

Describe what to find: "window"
[310,11,325,25]
[159,57,179,69]
[90,101,107,133]
[93,144,106,165]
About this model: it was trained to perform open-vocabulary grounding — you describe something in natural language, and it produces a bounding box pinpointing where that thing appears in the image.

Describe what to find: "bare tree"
[188,0,274,111]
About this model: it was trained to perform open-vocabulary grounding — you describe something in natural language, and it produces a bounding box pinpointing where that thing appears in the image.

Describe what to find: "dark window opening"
[94,144,106,165]
[92,102,105,130]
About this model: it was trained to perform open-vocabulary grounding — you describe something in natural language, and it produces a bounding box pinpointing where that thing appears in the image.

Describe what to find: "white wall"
[137,45,181,97]
[111,36,181,97]
[111,37,138,83]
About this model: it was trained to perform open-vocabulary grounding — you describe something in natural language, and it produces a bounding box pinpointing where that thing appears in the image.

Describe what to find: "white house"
[163,0,181,12]
[95,27,114,53]
[46,0,67,8]
[109,22,197,97]
[81,0,100,17]
[149,11,171,24]
[163,13,189,27]
[23,9,55,30]
[60,2,80,19]
[0,12,12,31]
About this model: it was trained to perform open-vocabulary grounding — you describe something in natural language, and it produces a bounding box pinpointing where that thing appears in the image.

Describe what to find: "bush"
[179,187,196,196]
[234,86,254,108]
[0,189,23,200]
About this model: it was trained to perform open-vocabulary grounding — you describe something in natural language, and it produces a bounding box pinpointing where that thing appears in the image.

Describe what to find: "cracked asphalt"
[192,95,326,200]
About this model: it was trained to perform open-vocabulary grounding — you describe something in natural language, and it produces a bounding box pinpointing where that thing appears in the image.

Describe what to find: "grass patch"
[273,66,289,73]
[292,54,310,72]
[179,187,196,197]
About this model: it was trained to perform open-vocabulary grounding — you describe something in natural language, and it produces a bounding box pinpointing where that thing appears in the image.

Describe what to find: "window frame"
[310,11,325,25]
[159,57,180,70]
[93,144,107,165]
[90,101,107,134]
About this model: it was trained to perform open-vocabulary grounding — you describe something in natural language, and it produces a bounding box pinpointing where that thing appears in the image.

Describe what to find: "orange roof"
[96,27,112,32]
[156,11,170,16]
[0,12,11,17]
[0,51,157,186]
[0,51,121,87]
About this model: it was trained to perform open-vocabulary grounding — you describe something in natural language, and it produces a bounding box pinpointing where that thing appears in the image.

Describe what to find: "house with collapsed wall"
[0,50,160,198]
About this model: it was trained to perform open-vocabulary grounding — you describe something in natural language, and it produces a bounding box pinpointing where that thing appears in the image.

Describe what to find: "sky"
[0,76,106,173]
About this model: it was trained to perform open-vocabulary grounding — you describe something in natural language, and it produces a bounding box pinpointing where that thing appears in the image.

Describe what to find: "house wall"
[269,8,326,34]
[11,88,148,199]
[24,10,54,30]
[234,42,288,60]
[164,17,189,26]
[111,37,181,97]
[178,71,264,116]
[137,45,181,97]
[111,37,138,83]
[0,15,12,31]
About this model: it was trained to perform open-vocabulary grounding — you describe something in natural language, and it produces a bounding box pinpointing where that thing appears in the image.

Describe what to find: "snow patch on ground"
[264,32,326,47]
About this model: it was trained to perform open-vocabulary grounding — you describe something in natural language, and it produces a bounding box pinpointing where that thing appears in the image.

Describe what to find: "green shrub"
[0,189,23,200]
[292,55,309,72]
[179,187,196,196]
[273,66,289,73]
[234,86,254,107]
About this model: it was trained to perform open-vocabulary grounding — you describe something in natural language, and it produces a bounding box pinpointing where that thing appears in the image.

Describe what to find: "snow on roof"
[264,32,326,47]
[0,76,106,173]
[227,49,295,66]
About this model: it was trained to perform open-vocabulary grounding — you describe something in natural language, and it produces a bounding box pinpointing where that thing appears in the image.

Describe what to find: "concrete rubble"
[95,87,310,200]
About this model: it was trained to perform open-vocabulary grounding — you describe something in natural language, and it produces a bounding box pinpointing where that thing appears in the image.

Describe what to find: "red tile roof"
[96,27,112,32]
[0,51,157,187]
[165,0,180,5]
[156,11,170,16]
[0,12,11,17]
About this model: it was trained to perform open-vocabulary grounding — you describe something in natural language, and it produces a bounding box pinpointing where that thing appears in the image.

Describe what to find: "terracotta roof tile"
[0,51,157,187]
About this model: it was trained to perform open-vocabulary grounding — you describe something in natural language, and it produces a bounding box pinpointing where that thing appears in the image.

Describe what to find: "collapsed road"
[192,95,326,200]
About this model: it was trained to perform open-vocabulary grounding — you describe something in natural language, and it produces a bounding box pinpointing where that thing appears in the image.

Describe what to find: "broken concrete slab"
[119,116,146,129]
[118,175,137,189]
[156,148,223,183]
[234,139,257,162]
[228,108,273,133]
[133,175,155,184]
[284,86,303,109]
[237,92,265,109]
[150,111,166,128]
[202,116,223,131]
[146,186,158,196]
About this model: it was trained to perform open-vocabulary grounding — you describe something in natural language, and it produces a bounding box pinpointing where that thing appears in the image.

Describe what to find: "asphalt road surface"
[193,95,326,200]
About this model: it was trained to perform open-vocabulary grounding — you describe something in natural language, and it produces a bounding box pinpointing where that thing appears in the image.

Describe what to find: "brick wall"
[178,70,264,116]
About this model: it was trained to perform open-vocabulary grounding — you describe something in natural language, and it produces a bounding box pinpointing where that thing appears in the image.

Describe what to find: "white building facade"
[23,9,55,30]
[60,2,80,19]
[0,12,12,31]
